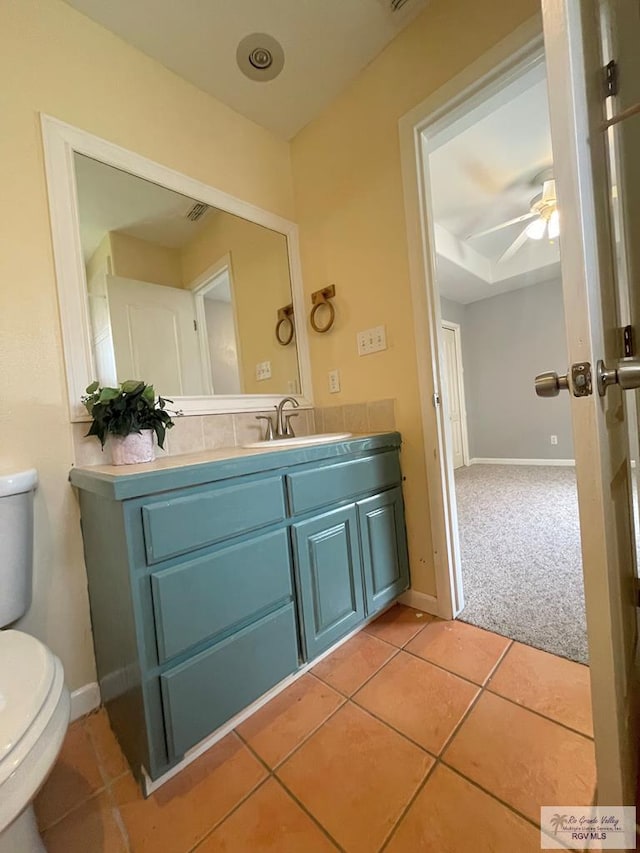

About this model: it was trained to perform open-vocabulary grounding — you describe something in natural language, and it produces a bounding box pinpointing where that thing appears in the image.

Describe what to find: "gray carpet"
[455,464,588,664]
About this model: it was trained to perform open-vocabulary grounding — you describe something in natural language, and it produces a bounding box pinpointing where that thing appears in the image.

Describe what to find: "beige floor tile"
[312,632,397,696]
[354,652,478,755]
[83,708,130,783]
[113,732,267,852]
[363,604,431,647]
[444,692,596,823]
[386,764,541,853]
[406,619,510,685]
[34,720,105,830]
[42,790,128,853]
[195,778,337,851]
[236,673,344,767]
[277,703,433,853]
[488,642,593,737]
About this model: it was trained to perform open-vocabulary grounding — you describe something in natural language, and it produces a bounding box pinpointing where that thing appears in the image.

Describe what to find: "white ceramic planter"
[109,430,155,465]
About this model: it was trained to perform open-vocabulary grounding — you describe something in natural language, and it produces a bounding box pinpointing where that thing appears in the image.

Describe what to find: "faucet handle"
[283,413,299,438]
[255,415,275,441]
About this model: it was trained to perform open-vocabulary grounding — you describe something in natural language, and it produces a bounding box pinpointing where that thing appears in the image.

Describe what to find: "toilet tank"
[0,470,38,627]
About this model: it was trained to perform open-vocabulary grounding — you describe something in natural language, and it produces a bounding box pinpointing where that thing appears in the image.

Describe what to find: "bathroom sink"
[243,432,352,449]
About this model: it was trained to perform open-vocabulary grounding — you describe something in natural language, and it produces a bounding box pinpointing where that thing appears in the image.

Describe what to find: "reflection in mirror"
[74,153,301,398]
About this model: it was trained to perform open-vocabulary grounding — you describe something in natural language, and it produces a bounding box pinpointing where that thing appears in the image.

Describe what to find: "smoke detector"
[237,33,284,82]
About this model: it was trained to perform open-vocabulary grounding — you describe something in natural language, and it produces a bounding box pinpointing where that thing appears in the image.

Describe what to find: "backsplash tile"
[166,415,204,455]
[322,406,346,433]
[343,403,368,434]
[71,401,393,467]
[202,414,236,449]
[367,399,396,432]
[316,399,396,435]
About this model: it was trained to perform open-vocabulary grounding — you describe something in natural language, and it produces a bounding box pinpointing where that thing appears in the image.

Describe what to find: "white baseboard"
[469,457,575,467]
[70,682,101,722]
[399,589,441,617]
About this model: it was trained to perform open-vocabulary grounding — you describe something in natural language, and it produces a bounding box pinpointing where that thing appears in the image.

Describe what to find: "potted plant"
[82,380,178,465]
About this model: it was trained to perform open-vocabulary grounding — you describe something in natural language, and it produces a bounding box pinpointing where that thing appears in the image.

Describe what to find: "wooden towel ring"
[310,285,336,333]
[275,304,295,346]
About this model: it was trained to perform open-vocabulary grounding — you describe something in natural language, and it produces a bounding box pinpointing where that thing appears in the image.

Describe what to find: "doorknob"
[596,359,640,396]
[534,371,569,397]
[534,362,593,398]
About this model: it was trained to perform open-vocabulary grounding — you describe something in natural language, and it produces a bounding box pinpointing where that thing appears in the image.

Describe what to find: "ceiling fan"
[467,172,560,263]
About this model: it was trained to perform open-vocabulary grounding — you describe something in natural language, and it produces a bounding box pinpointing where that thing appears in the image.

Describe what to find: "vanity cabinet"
[70,432,409,786]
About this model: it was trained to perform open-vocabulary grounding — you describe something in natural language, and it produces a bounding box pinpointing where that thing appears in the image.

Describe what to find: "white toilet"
[0,470,70,852]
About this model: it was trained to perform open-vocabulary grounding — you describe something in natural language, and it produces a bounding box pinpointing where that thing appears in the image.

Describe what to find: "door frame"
[399,15,544,619]
[441,320,470,468]
[188,254,244,396]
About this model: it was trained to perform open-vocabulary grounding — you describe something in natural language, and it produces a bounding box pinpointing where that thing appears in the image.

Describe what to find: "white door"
[441,324,465,469]
[107,275,205,396]
[542,0,638,806]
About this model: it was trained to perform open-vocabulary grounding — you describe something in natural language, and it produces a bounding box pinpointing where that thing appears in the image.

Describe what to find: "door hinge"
[433,391,441,408]
[605,60,619,97]
[623,325,635,358]
[193,319,198,332]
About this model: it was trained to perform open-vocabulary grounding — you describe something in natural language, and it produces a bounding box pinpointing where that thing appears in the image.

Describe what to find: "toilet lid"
[0,631,55,763]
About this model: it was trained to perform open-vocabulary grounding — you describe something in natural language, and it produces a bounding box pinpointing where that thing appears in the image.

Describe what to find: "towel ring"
[275,304,295,346]
[310,285,336,334]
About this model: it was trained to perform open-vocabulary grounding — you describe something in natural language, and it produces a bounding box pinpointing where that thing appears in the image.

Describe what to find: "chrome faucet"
[255,397,300,441]
[275,396,299,438]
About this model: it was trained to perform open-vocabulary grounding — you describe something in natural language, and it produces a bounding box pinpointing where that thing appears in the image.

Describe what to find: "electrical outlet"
[357,325,387,356]
[328,369,340,394]
[255,361,271,381]
[550,434,558,445]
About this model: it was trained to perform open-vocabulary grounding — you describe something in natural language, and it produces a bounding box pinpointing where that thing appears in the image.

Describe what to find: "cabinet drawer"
[160,604,299,758]
[286,451,401,515]
[141,477,285,564]
[151,529,293,662]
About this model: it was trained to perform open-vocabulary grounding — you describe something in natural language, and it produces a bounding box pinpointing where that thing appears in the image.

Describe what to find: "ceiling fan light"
[548,209,560,239]
[526,217,547,240]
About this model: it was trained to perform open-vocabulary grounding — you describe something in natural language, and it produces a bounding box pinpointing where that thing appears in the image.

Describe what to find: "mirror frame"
[41,114,313,421]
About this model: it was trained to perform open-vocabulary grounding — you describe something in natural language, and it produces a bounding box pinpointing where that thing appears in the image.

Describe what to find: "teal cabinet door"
[358,487,410,615]
[293,505,365,659]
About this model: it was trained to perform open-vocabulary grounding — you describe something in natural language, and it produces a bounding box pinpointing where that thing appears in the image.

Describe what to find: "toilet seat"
[0,631,56,773]
[0,630,69,833]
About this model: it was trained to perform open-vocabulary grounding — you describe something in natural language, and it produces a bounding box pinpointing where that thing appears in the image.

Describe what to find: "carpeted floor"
[455,464,588,663]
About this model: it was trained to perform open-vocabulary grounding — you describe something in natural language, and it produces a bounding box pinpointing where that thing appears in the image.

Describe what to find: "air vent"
[186,202,209,222]
[391,0,411,9]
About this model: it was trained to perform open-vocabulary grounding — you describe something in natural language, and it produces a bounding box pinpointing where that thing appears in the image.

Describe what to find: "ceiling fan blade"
[467,211,537,240]
[498,224,531,264]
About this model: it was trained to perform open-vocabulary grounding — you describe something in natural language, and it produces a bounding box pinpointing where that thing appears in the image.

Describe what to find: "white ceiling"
[63,0,429,139]
[428,63,562,304]
[74,154,214,260]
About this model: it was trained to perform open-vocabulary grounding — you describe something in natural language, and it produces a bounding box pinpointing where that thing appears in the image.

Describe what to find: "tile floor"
[35,605,597,852]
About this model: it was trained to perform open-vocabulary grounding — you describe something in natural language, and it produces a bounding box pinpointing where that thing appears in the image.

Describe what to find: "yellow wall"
[0,0,293,691]
[181,212,299,394]
[1,0,540,694]
[290,0,539,597]
[110,232,183,289]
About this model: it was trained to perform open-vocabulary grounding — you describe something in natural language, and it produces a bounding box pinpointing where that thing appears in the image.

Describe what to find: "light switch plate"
[328,369,340,393]
[357,325,387,356]
[255,361,271,381]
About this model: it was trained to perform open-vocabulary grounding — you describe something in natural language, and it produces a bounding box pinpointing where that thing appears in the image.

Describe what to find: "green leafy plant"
[82,380,179,449]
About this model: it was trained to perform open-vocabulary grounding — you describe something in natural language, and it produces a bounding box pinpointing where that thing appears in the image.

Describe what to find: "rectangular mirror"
[42,116,312,420]
[75,154,301,398]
